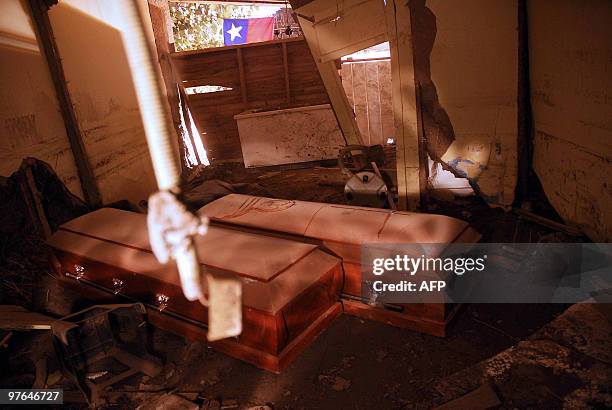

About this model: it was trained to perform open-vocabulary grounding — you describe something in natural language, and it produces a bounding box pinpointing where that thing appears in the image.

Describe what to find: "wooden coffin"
[47,208,343,373]
[198,194,481,336]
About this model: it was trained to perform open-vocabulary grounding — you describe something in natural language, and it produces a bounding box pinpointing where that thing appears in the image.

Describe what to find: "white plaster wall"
[529,0,612,241]
[0,0,36,41]
[428,0,518,206]
[0,0,83,197]
[48,0,157,204]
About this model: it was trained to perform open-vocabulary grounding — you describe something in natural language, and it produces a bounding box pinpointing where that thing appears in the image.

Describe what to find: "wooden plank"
[293,0,388,63]
[433,383,501,410]
[236,48,248,107]
[148,3,187,173]
[0,305,56,330]
[297,14,363,146]
[352,62,370,142]
[172,36,305,57]
[282,41,291,104]
[378,60,394,142]
[383,0,421,211]
[25,0,101,207]
[366,61,383,145]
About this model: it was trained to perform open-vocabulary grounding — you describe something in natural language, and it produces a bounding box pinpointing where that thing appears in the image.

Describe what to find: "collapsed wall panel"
[423,0,519,206]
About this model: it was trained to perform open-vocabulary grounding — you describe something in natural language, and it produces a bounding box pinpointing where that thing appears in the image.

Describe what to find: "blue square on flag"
[223,19,248,46]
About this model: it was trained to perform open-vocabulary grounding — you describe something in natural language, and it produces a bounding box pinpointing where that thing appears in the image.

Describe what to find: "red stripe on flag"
[246,17,274,43]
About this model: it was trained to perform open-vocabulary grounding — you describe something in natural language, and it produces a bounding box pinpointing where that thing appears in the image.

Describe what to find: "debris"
[376,349,388,362]
[201,398,221,410]
[165,364,176,380]
[220,398,239,409]
[472,317,519,342]
[514,208,583,236]
[52,304,162,406]
[136,393,199,410]
[0,305,57,330]
[1,158,89,305]
[86,371,109,381]
[0,330,12,347]
[199,368,221,386]
[331,376,351,391]
[183,179,238,209]
[256,171,282,180]
[433,383,500,410]
[319,374,352,392]
[532,303,612,364]
[177,392,199,401]
[33,357,48,389]
[46,371,63,387]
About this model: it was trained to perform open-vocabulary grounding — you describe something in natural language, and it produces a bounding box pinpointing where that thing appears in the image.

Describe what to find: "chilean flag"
[223,18,274,46]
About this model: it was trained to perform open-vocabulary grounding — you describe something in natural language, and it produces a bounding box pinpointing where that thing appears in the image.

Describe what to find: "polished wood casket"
[47,208,343,373]
[198,194,481,336]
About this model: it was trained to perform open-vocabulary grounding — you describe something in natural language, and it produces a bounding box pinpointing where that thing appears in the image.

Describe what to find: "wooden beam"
[148,3,189,174]
[383,0,421,211]
[26,0,101,207]
[296,14,363,146]
[282,41,291,105]
[236,47,248,107]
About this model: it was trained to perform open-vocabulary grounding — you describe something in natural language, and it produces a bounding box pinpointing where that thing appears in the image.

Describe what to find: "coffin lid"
[198,194,480,246]
[51,208,320,283]
[48,208,341,313]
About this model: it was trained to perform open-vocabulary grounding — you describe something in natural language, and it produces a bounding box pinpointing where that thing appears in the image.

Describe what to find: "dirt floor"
[0,297,574,409]
[1,161,609,409]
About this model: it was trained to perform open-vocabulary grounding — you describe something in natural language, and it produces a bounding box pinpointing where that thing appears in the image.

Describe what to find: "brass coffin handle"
[111,278,125,295]
[155,293,170,312]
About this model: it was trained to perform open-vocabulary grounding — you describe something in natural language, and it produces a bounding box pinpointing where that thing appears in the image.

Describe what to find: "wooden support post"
[26,0,101,207]
[236,47,248,107]
[282,41,291,105]
[383,0,421,211]
[148,3,189,174]
[296,15,363,146]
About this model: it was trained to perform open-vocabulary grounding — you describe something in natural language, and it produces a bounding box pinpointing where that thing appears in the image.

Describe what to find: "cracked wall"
[529,0,612,241]
[414,0,518,206]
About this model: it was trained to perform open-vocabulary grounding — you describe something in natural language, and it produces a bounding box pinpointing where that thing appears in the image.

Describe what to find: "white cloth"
[147,191,208,300]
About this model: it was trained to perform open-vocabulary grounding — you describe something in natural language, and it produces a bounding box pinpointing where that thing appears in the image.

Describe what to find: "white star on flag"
[227,23,243,41]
